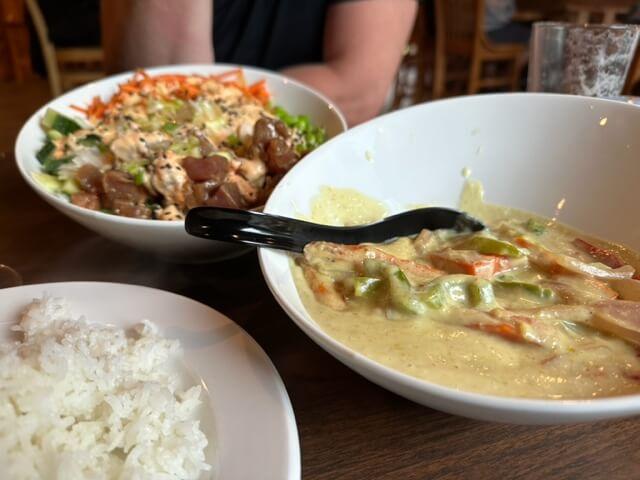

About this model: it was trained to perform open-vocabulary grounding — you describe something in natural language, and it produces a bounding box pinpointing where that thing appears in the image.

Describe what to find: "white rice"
[0,297,211,479]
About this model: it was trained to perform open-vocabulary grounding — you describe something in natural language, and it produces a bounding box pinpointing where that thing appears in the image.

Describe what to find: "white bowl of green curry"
[259,93,640,424]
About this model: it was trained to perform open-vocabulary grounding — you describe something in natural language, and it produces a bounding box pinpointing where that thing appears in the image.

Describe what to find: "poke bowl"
[259,93,640,424]
[15,64,346,261]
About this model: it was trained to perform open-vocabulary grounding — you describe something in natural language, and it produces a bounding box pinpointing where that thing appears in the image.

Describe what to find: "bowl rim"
[258,92,640,417]
[14,63,348,229]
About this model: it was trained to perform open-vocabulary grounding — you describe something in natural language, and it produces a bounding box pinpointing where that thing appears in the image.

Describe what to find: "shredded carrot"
[82,95,107,120]
[429,252,511,279]
[70,104,88,114]
[248,79,270,105]
[78,68,270,121]
[214,68,245,85]
[515,236,535,248]
[466,322,526,343]
[120,83,139,94]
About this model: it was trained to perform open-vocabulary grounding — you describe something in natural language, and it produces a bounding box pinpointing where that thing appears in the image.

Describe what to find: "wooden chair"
[433,0,527,98]
[1,0,32,81]
[25,0,103,97]
[565,0,635,25]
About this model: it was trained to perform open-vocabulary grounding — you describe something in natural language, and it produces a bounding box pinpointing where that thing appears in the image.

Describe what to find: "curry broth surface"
[293,186,640,399]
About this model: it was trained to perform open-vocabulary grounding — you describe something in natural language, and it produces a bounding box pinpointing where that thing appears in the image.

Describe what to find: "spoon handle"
[185,207,347,252]
[185,207,484,252]
[185,206,484,253]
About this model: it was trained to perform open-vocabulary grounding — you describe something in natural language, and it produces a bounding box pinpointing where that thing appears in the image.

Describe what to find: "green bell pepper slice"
[468,278,496,307]
[419,283,445,310]
[387,267,427,315]
[494,279,554,299]
[354,277,383,298]
[460,236,523,258]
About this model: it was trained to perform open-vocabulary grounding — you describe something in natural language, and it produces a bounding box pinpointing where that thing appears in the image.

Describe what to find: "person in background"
[102,0,417,126]
[484,0,530,44]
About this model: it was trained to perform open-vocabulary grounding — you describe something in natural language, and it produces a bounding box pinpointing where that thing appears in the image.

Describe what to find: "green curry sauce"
[293,183,640,399]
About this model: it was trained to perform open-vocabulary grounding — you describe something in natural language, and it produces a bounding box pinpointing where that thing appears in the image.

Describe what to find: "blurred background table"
[3,75,640,480]
[394,0,640,105]
[5,0,640,108]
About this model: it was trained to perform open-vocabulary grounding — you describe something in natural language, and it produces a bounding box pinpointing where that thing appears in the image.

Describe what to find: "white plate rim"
[0,281,301,479]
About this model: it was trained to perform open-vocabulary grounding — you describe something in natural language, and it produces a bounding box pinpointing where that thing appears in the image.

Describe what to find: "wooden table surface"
[2,80,640,480]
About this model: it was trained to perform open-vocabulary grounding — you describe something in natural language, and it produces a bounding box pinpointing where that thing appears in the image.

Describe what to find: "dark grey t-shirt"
[213,0,348,70]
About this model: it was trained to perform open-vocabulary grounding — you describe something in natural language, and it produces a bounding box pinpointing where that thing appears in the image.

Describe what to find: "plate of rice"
[0,282,299,479]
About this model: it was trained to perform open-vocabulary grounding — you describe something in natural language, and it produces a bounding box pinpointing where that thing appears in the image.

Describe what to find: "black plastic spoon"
[185,206,484,253]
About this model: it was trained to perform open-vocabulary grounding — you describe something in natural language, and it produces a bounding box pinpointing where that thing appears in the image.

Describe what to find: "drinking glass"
[527,22,640,96]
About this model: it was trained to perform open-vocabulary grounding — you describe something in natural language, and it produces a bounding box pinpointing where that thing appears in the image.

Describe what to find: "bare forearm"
[282,63,388,126]
[101,0,213,73]
[283,0,416,126]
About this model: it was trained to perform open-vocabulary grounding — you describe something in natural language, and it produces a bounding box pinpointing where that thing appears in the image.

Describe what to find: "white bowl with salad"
[15,64,346,260]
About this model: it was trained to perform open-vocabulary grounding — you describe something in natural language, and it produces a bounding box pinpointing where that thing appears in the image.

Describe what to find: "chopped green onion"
[169,137,200,156]
[226,134,241,147]
[161,98,185,112]
[273,106,292,125]
[272,105,326,152]
[133,170,145,185]
[295,115,310,131]
[124,163,146,185]
[162,122,179,134]
[525,219,547,235]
